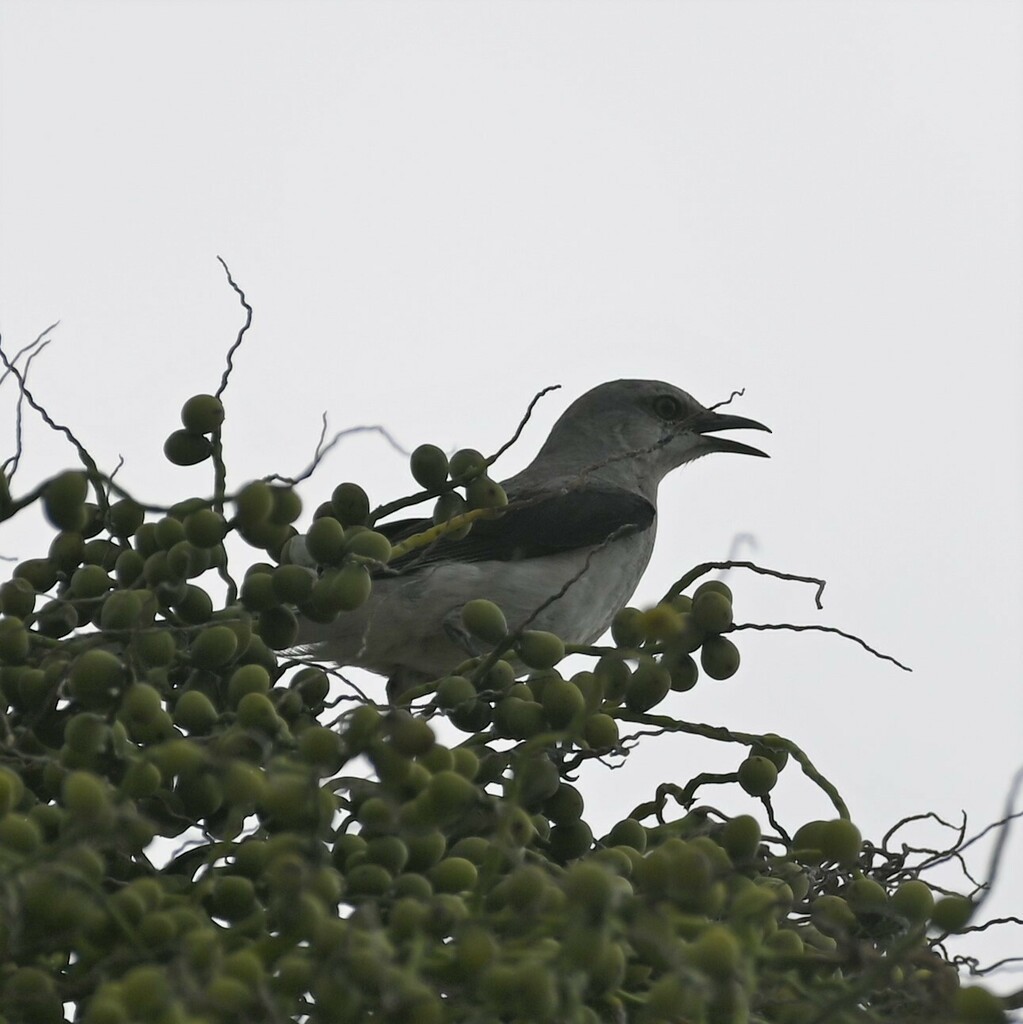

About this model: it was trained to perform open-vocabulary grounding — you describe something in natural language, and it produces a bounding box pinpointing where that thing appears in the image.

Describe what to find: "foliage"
[0,299,1017,1024]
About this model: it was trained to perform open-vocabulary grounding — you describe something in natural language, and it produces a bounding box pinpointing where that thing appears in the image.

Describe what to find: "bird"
[294,379,769,697]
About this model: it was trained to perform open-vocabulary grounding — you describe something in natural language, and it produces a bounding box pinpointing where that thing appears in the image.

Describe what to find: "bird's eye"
[652,395,684,421]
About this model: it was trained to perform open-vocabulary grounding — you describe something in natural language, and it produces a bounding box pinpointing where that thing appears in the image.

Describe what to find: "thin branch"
[662,560,827,610]
[0,330,107,513]
[214,256,253,400]
[485,383,561,467]
[731,621,912,672]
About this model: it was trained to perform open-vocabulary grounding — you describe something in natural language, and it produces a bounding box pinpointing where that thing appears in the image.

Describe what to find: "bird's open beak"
[686,410,771,458]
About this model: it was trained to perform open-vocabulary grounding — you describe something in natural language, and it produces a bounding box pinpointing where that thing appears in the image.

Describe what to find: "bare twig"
[214,256,253,400]
[486,384,561,467]
[731,621,912,672]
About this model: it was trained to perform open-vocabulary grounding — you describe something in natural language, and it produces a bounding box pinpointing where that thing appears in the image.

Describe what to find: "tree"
[0,284,1017,1024]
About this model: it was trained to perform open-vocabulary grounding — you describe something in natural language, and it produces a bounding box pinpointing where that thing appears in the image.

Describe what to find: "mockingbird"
[296,379,769,695]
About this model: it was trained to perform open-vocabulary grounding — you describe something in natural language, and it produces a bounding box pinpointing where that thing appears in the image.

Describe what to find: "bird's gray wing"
[375,484,656,570]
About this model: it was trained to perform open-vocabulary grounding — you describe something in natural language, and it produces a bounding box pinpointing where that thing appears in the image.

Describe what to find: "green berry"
[890,879,935,924]
[106,498,145,538]
[700,635,740,680]
[410,444,450,489]
[180,393,225,433]
[68,649,125,709]
[518,630,565,670]
[692,589,734,633]
[931,894,974,932]
[235,481,274,527]
[304,516,347,565]
[449,448,487,480]
[184,508,228,548]
[330,482,370,527]
[190,625,239,669]
[461,599,507,643]
[737,755,778,796]
[173,689,220,734]
[43,470,89,530]
[164,429,213,466]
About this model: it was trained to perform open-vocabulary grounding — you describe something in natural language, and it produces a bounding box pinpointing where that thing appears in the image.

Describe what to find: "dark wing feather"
[377,485,655,571]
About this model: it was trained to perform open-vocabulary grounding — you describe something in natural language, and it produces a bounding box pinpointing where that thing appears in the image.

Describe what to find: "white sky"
[2,0,1021,994]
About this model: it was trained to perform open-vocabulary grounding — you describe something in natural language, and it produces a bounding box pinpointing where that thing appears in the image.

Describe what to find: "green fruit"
[720,814,762,861]
[240,571,278,612]
[304,516,347,565]
[410,444,449,489]
[270,487,302,525]
[548,819,593,862]
[257,605,299,649]
[583,713,619,750]
[114,548,145,587]
[181,393,225,434]
[700,635,740,680]
[624,657,671,712]
[0,615,30,663]
[607,819,648,855]
[184,508,228,547]
[132,628,178,668]
[845,876,888,914]
[164,429,213,466]
[173,689,220,734]
[429,856,478,893]
[436,675,476,709]
[737,755,778,797]
[954,986,1005,1023]
[664,650,699,691]
[344,529,392,563]
[120,759,162,798]
[64,712,108,757]
[694,580,733,604]
[330,563,372,611]
[931,894,974,932]
[48,530,85,572]
[812,893,857,936]
[540,678,585,728]
[63,770,109,820]
[191,618,240,667]
[423,770,477,823]
[543,783,584,825]
[235,481,274,527]
[237,691,280,732]
[106,498,145,538]
[68,649,125,709]
[611,607,645,648]
[43,470,89,529]
[692,590,734,633]
[330,482,370,527]
[819,818,862,866]
[99,590,143,631]
[0,578,36,618]
[518,631,565,670]
[461,599,507,643]
[298,726,343,768]
[433,491,470,535]
[0,766,26,813]
[272,564,316,604]
[465,476,508,511]
[173,583,214,624]
[690,924,741,980]
[890,879,934,923]
[228,664,271,706]
[449,448,487,480]
[14,557,59,593]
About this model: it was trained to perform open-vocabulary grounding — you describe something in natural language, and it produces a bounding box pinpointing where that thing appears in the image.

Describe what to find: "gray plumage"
[295,379,769,695]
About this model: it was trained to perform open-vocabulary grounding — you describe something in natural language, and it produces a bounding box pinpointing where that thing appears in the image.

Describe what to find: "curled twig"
[731,621,912,672]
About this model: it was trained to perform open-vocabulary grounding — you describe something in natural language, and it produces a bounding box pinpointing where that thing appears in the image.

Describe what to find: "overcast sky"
[2,0,1021,992]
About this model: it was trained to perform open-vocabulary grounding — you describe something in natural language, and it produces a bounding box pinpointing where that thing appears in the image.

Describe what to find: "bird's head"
[530,379,770,496]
